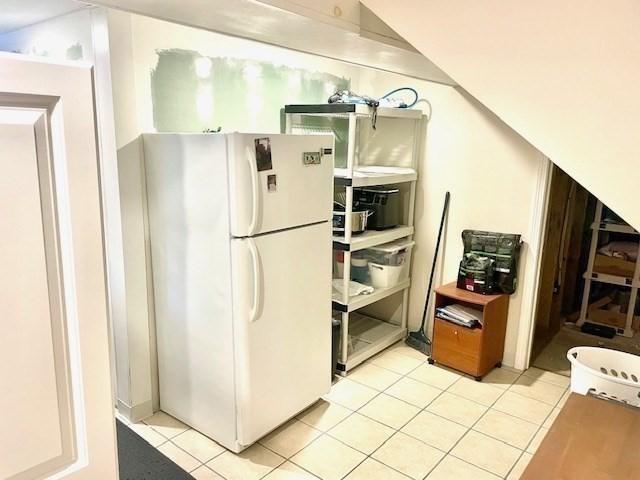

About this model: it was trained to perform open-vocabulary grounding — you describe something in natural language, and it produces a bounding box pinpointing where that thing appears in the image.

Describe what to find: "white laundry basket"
[567,346,640,406]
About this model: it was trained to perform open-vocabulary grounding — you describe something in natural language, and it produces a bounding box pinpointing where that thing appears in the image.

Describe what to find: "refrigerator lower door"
[231,222,332,447]
[227,133,334,237]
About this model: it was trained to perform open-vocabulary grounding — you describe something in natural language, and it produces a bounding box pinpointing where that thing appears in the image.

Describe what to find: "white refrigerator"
[143,132,334,452]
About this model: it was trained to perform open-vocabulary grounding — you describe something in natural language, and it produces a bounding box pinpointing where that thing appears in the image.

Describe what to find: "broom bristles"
[405,331,431,356]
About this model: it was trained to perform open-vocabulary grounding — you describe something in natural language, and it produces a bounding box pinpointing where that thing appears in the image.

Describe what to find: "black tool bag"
[457,230,523,294]
[457,253,496,294]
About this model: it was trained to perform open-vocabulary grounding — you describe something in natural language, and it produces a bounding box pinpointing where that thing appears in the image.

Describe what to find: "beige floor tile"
[260,419,322,458]
[558,389,571,407]
[451,430,521,477]
[473,409,538,449]
[290,435,366,480]
[481,368,521,390]
[263,461,320,480]
[344,458,410,480]
[358,393,420,429]
[144,411,189,439]
[509,376,566,405]
[385,377,442,408]
[543,407,562,428]
[297,399,352,431]
[387,341,431,361]
[207,444,284,480]
[347,363,402,391]
[426,392,488,427]
[408,364,461,390]
[324,378,378,410]
[401,411,467,452]
[372,432,444,480]
[128,422,167,447]
[492,391,554,425]
[191,465,225,480]
[507,452,533,480]
[526,427,549,454]
[158,442,201,473]
[447,377,504,406]
[172,429,225,463]
[369,350,423,375]
[328,413,394,455]
[522,367,570,388]
[426,455,501,480]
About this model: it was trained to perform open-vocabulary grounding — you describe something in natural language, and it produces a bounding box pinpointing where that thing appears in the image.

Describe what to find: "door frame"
[513,155,553,371]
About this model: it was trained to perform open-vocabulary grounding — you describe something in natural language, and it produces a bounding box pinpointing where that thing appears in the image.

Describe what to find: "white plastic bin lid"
[369,239,415,253]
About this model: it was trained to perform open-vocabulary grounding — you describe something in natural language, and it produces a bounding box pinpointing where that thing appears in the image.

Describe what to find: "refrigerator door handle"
[245,146,260,236]
[247,237,262,322]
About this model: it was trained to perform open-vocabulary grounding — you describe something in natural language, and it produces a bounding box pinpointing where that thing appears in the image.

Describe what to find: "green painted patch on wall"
[150,49,350,133]
[66,43,84,61]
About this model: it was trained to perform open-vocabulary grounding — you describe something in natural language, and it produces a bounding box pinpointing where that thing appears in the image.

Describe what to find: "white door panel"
[231,222,332,446]
[228,133,334,237]
[0,116,74,479]
[0,54,117,479]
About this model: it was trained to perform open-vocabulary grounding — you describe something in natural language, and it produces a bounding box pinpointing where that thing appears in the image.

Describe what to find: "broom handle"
[419,191,450,331]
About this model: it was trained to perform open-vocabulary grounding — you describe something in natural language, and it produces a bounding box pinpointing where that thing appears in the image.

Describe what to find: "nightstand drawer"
[432,317,482,373]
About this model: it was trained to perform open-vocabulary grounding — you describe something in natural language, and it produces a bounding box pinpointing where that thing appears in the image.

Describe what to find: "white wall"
[0,8,91,60]
[120,12,361,134]
[358,71,545,367]
[107,10,546,414]
[363,0,640,231]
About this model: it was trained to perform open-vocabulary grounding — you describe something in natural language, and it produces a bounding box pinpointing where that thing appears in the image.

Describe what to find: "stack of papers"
[436,304,483,328]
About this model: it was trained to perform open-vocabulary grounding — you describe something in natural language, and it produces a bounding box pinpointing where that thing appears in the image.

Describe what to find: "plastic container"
[334,251,344,278]
[334,251,369,283]
[366,240,414,288]
[332,319,341,380]
[351,256,369,283]
[369,263,409,288]
[567,346,640,406]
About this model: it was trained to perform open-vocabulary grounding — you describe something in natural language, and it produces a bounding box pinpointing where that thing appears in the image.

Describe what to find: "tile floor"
[119,342,572,480]
[533,323,640,375]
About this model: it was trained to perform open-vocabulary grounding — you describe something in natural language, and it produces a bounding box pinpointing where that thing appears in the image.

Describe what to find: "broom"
[406,191,450,355]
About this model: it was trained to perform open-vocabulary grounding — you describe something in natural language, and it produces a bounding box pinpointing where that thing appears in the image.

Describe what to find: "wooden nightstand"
[429,282,509,380]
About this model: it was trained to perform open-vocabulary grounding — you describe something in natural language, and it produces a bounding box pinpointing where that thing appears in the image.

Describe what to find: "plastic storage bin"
[350,255,369,284]
[567,346,640,406]
[332,319,341,380]
[334,251,369,284]
[366,240,414,288]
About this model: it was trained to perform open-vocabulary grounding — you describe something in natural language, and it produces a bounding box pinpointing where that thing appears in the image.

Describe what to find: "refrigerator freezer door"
[231,222,332,446]
[228,133,334,237]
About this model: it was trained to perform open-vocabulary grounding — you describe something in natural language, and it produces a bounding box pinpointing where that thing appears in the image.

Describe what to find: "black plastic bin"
[331,319,341,380]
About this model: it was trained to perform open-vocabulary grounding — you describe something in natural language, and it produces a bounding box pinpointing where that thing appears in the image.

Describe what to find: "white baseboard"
[116,398,154,423]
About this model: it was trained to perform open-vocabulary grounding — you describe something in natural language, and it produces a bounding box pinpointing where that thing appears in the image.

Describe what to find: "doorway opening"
[530,164,640,375]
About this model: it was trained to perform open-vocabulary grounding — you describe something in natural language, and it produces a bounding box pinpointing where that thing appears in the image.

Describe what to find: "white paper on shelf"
[332,279,374,298]
[436,303,483,327]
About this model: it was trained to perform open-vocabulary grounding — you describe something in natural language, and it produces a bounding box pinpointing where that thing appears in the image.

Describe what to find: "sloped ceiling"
[89,0,455,84]
[363,0,640,229]
[0,0,82,34]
